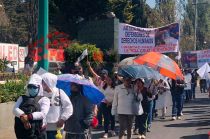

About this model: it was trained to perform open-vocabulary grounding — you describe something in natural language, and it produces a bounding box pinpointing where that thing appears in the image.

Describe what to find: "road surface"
[1,90,210,139]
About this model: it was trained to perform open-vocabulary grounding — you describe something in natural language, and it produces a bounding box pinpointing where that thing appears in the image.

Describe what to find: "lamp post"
[37,0,49,70]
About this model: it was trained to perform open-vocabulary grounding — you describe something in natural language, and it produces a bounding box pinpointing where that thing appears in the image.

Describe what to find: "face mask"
[28,88,39,97]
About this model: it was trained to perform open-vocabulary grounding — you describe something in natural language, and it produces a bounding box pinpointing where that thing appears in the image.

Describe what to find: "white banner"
[118,23,179,54]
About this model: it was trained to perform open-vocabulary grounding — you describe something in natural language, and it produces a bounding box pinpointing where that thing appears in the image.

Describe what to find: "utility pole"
[192,0,208,51]
[193,0,197,51]
[38,0,49,70]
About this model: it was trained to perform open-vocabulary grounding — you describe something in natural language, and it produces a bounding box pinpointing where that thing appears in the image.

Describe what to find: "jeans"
[97,104,103,126]
[185,90,192,101]
[147,100,153,127]
[191,84,196,99]
[101,103,115,133]
[171,92,184,117]
[136,113,148,135]
[47,131,57,139]
[118,114,134,139]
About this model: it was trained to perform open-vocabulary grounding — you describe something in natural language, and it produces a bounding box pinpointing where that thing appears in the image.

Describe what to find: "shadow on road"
[180,134,208,139]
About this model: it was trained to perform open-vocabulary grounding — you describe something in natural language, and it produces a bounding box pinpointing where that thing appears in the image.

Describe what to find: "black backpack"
[14,95,44,139]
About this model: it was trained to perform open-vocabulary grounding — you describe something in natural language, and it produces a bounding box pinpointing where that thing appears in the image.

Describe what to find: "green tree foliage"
[0,58,9,72]
[64,42,102,65]
[181,0,210,51]
[1,0,28,46]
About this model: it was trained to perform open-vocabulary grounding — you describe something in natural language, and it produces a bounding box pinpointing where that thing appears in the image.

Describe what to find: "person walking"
[184,70,192,102]
[146,79,158,132]
[134,78,151,139]
[191,70,197,99]
[200,79,207,93]
[169,79,185,120]
[101,77,116,138]
[41,73,73,139]
[13,74,50,139]
[112,77,135,139]
[64,82,94,139]
[156,78,172,119]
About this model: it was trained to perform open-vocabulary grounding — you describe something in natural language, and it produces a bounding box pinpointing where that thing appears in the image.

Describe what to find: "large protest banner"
[182,49,210,68]
[197,49,210,67]
[181,52,198,69]
[118,23,179,54]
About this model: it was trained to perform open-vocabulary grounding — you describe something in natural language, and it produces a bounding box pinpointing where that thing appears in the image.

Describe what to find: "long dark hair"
[103,77,116,90]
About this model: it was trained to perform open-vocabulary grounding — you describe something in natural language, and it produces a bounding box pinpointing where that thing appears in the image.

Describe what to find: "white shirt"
[102,86,115,103]
[112,84,135,115]
[44,88,73,131]
[184,73,192,90]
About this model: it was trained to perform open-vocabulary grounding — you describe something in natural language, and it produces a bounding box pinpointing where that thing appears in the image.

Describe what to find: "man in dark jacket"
[169,79,185,120]
[64,82,94,139]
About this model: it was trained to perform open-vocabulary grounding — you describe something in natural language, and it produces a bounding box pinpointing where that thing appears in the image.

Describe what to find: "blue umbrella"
[56,74,105,104]
[118,65,162,79]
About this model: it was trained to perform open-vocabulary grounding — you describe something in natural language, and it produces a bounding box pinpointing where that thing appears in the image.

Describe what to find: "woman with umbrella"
[134,78,153,139]
[112,77,135,139]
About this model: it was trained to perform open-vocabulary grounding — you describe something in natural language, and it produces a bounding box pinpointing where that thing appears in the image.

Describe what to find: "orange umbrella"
[134,52,184,80]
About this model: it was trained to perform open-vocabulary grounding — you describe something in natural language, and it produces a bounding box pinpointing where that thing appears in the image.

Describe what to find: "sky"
[146,0,156,8]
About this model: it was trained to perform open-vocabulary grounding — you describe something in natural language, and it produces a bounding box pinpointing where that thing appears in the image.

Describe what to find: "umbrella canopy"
[118,57,136,67]
[57,74,105,104]
[118,65,162,80]
[197,63,210,79]
[134,52,184,80]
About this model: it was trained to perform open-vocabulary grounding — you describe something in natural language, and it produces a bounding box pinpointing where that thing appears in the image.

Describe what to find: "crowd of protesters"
[13,62,210,139]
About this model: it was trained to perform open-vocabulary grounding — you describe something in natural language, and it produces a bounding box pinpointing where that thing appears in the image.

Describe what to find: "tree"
[181,0,210,51]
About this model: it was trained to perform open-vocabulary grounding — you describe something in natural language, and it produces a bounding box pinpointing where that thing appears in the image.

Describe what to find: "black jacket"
[64,94,94,134]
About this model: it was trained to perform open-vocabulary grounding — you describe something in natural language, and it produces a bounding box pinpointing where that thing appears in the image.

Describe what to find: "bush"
[65,42,103,66]
[0,74,28,103]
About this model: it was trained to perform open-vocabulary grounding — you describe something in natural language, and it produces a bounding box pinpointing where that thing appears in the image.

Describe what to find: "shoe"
[160,116,166,119]
[181,112,184,116]
[147,127,151,132]
[172,116,176,120]
[103,133,108,138]
[137,135,142,139]
[124,131,127,136]
[177,116,182,120]
[111,130,116,136]
[141,135,146,139]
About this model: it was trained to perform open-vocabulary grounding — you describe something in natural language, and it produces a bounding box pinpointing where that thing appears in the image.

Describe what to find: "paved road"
[93,92,210,139]
[1,90,210,139]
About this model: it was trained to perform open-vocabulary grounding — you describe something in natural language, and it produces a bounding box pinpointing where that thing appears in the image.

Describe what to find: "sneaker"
[103,133,108,138]
[181,112,184,116]
[172,116,176,120]
[111,130,116,136]
[160,116,166,119]
[124,131,127,136]
[177,116,182,120]
[137,135,142,139]
[141,135,146,139]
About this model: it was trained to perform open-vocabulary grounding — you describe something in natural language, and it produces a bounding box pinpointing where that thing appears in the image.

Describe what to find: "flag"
[76,49,88,63]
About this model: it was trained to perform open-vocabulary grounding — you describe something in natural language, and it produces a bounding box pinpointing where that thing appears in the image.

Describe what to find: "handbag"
[132,93,144,115]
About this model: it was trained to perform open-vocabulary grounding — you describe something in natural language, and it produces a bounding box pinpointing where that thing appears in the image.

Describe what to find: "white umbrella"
[118,57,136,67]
[197,63,210,79]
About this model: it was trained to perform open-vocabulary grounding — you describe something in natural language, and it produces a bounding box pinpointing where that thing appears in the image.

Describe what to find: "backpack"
[14,95,44,139]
